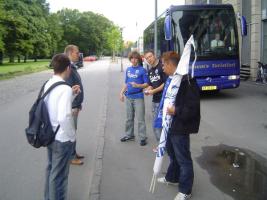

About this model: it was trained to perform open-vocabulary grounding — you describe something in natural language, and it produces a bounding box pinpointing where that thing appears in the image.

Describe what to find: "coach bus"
[144,4,240,91]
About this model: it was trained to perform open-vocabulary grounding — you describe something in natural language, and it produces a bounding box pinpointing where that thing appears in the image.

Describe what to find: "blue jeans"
[165,134,194,195]
[152,102,162,141]
[125,98,147,140]
[44,140,74,200]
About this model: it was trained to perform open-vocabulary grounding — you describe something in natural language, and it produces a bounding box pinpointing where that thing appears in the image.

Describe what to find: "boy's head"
[144,50,157,66]
[128,51,142,66]
[51,53,71,79]
[161,51,180,76]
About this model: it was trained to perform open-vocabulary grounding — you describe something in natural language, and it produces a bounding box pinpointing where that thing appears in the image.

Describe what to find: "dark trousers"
[71,109,78,158]
[165,134,194,195]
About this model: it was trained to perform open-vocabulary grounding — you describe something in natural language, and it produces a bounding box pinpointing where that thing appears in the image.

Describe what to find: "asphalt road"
[0,59,109,200]
[100,61,267,200]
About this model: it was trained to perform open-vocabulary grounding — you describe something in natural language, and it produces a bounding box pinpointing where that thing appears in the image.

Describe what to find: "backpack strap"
[55,124,61,135]
[39,81,70,135]
[38,81,48,99]
[40,81,70,99]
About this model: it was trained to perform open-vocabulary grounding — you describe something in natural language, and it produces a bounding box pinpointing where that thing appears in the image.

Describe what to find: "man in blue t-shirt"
[119,51,149,146]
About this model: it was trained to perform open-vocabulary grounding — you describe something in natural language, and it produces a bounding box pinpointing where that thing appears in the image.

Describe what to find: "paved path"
[0,59,110,200]
[98,61,267,200]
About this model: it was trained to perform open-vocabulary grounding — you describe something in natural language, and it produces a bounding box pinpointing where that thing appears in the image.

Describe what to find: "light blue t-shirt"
[125,65,148,99]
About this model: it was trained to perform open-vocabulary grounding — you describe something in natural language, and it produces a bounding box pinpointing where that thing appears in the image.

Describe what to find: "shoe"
[157,177,178,186]
[174,192,192,200]
[70,158,84,165]
[120,135,135,142]
[76,153,84,159]
[140,140,147,146]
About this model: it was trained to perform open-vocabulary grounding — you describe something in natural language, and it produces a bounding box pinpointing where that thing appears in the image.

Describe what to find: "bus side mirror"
[164,15,172,40]
[238,14,247,36]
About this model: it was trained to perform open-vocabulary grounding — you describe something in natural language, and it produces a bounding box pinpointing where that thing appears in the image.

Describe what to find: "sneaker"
[140,139,147,146]
[174,192,192,200]
[157,177,178,186]
[120,135,135,142]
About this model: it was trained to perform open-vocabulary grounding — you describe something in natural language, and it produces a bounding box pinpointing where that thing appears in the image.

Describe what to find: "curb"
[88,65,110,200]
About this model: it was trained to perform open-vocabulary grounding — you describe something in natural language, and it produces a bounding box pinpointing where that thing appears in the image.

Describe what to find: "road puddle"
[196,144,267,200]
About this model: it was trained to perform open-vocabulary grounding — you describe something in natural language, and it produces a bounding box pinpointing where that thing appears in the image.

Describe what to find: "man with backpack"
[44,53,80,200]
[64,45,85,165]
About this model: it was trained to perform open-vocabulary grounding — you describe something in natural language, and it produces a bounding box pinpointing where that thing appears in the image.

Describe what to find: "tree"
[29,0,51,61]
[0,1,122,63]
[47,13,63,56]
[0,0,7,64]
[106,26,122,61]
[56,9,116,56]
[56,9,81,52]
[2,0,51,62]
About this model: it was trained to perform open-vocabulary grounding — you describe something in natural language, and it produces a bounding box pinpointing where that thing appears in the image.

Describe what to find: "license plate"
[201,86,217,91]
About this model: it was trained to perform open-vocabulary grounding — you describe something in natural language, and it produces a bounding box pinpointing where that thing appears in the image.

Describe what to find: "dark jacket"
[169,77,200,135]
[66,63,84,109]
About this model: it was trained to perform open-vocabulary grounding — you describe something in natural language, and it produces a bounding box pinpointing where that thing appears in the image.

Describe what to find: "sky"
[47,0,185,41]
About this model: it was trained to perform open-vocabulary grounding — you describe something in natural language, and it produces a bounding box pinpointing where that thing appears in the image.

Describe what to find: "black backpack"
[25,81,69,148]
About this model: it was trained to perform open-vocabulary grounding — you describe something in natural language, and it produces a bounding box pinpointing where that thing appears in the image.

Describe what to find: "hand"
[166,105,176,116]
[144,89,153,96]
[144,90,149,96]
[147,89,154,95]
[130,82,138,88]
[119,93,124,102]
[72,85,81,95]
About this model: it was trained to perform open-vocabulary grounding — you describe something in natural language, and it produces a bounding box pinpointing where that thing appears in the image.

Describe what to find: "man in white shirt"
[211,33,225,48]
[44,53,80,200]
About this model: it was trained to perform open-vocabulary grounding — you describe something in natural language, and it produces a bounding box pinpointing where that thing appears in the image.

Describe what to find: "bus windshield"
[171,8,238,60]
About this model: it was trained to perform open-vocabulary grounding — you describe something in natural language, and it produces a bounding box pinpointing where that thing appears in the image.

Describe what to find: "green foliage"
[0,0,125,64]
[106,26,123,59]
[1,0,51,62]
[0,1,7,52]
[56,9,117,56]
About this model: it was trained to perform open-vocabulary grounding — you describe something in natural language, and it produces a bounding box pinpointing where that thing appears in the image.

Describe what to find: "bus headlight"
[228,75,239,80]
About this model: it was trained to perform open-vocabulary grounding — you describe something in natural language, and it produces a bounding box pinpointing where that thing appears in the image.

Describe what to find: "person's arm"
[57,87,76,138]
[144,85,153,95]
[147,83,164,95]
[119,84,127,102]
[130,82,149,89]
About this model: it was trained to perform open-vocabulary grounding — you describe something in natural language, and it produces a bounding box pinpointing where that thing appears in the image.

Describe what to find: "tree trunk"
[18,56,20,63]
[0,52,3,65]
[112,50,115,62]
[34,56,37,62]
[24,55,27,63]
[9,56,15,63]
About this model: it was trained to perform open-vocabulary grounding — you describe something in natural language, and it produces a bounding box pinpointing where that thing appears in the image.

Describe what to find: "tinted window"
[172,8,238,59]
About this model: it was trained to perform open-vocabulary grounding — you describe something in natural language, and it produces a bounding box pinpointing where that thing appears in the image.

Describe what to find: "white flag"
[150,35,196,193]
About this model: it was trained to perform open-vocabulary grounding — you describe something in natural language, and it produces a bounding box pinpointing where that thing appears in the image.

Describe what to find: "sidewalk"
[89,60,235,200]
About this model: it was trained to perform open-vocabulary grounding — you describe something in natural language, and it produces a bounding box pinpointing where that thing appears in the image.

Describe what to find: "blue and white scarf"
[149,35,196,193]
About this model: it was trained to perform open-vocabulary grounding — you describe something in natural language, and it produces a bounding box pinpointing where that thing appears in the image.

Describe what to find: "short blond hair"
[64,45,78,56]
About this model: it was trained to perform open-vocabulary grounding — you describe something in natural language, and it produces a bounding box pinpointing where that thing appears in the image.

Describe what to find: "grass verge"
[0,60,51,80]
